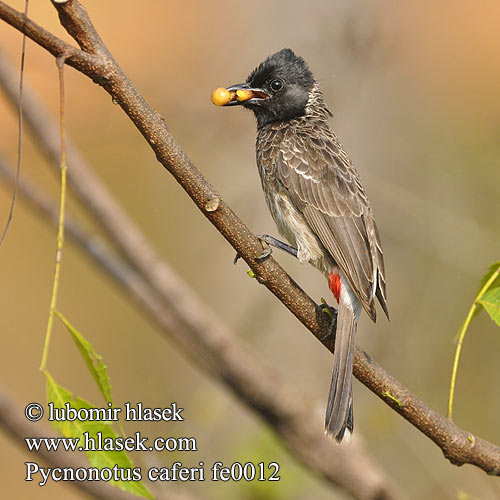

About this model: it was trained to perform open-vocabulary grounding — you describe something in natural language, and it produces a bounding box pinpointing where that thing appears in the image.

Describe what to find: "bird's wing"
[276,125,388,320]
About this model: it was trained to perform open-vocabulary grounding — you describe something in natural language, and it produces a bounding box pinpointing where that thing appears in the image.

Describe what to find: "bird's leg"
[233,234,298,265]
[256,234,298,261]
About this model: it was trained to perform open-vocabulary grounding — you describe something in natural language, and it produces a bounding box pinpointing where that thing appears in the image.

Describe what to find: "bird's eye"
[270,79,284,92]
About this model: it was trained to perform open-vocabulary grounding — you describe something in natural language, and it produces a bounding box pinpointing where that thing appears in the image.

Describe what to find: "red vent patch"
[328,271,341,303]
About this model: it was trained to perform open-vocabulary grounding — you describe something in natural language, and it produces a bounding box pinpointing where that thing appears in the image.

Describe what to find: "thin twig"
[40,53,70,372]
[0,0,499,477]
[0,0,28,245]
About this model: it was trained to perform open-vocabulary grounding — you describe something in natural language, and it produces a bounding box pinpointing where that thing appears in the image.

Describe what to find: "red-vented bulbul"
[214,48,388,442]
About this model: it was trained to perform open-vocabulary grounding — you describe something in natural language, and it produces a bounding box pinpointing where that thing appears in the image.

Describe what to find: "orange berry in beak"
[236,89,253,102]
[211,87,234,106]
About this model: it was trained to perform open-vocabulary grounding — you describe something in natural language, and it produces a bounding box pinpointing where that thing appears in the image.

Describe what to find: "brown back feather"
[267,118,388,320]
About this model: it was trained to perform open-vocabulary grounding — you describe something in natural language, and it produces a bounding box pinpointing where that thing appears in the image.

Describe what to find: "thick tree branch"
[0,0,498,477]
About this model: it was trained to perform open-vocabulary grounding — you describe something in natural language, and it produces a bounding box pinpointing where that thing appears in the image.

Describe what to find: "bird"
[213,48,388,442]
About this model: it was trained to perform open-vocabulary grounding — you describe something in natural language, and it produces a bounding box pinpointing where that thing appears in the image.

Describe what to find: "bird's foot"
[232,239,271,265]
[257,234,298,259]
[256,235,272,262]
[233,234,297,265]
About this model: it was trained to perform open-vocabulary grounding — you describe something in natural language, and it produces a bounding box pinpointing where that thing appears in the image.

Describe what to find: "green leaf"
[478,287,500,326]
[45,373,153,499]
[473,261,500,318]
[55,311,113,404]
[477,260,500,291]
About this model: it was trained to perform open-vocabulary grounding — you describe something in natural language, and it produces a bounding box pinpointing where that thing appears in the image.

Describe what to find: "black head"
[223,49,316,128]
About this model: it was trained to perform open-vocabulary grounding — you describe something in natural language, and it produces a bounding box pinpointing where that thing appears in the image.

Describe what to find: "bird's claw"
[233,235,273,265]
[256,235,273,262]
[256,247,272,262]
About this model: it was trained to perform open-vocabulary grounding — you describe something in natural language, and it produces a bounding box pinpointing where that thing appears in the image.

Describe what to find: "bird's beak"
[211,83,270,107]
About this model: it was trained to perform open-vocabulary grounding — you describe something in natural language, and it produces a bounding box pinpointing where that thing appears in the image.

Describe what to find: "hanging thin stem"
[40,55,69,372]
[0,0,29,246]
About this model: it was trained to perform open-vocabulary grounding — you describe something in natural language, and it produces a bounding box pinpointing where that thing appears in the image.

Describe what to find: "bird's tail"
[325,301,356,442]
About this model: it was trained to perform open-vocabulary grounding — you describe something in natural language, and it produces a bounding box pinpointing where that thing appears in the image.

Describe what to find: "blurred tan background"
[1,1,500,499]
